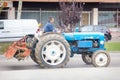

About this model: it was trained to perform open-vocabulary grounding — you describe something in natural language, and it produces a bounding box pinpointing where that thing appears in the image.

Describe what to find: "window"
[0,22,4,29]
[98,11,117,28]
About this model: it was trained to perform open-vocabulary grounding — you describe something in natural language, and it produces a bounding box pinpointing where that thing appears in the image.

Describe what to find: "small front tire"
[92,50,110,67]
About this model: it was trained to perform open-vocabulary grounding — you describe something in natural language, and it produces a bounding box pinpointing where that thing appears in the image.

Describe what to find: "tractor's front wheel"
[92,50,110,67]
[82,53,92,64]
[35,33,71,68]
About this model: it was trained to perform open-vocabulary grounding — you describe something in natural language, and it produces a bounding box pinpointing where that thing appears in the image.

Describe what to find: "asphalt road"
[0,52,120,80]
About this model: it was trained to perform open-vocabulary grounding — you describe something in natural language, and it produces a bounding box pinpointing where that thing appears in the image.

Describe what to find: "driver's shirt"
[44,22,54,32]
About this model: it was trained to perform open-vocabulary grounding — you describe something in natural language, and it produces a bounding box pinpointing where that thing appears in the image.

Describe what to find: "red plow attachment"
[4,36,31,60]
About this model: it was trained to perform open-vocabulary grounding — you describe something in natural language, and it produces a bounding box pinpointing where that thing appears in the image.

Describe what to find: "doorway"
[81,12,91,26]
[0,11,8,19]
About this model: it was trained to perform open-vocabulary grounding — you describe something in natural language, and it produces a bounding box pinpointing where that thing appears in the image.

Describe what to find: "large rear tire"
[35,33,71,68]
[29,37,39,64]
[30,51,39,64]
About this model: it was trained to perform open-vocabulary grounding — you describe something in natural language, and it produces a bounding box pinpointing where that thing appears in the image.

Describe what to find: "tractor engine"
[63,32,105,57]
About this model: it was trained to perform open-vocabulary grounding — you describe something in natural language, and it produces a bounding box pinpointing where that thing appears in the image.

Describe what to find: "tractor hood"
[63,32,105,41]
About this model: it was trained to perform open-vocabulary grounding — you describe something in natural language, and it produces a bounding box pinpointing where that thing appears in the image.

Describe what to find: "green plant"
[105,42,120,51]
[0,42,12,54]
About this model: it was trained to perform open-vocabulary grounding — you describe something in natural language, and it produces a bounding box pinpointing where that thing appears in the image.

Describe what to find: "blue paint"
[62,32,105,57]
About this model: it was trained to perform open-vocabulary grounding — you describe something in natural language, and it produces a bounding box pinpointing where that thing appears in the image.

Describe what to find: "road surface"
[0,52,120,80]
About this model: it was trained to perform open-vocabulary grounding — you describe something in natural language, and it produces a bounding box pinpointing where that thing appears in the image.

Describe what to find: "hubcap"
[41,40,66,65]
[95,53,108,66]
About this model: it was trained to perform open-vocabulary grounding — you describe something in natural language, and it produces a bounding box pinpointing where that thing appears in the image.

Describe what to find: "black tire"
[82,53,92,64]
[29,37,40,64]
[23,35,39,64]
[92,50,110,67]
[30,33,59,64]
[35,33,71,68]
[30,51,39,64]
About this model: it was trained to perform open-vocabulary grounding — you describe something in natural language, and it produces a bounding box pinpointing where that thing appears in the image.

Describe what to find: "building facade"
[0,0,120,28]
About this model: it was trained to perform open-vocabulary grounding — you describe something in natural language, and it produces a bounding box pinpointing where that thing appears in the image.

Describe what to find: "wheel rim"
[95,53,108,66]
[41,40,66,65]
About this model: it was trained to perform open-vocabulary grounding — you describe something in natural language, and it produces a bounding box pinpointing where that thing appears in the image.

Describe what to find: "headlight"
[100,41,104,44]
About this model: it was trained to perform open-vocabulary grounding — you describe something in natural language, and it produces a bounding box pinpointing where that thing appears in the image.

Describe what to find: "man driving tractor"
[43,16,55,33]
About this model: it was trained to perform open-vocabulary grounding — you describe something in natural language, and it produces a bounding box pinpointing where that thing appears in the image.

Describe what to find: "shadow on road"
[0,57,93,71]
[0,53,120,71]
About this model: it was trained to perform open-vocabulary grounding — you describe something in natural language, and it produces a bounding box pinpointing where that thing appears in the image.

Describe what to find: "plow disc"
[4,36,31,60]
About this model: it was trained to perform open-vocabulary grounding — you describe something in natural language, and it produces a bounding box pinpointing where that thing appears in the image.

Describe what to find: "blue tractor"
[29,31,110,68]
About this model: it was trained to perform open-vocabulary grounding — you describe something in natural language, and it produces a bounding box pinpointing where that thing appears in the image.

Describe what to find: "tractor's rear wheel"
[30,51,39,64]
[29,37,39,64]
[35,33,71,68]
[82,53,92,64]
[92,50,110,67]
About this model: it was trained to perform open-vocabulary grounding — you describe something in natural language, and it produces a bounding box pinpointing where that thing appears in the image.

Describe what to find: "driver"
[43,16,55,33]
